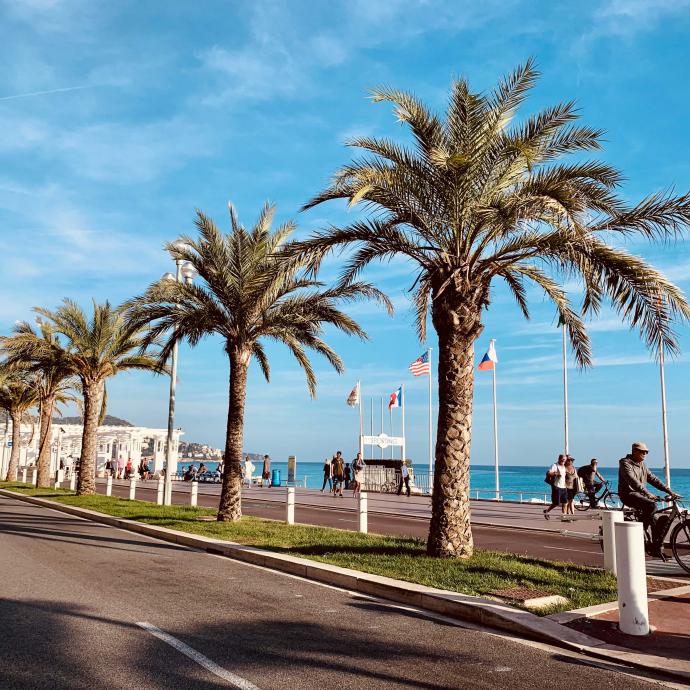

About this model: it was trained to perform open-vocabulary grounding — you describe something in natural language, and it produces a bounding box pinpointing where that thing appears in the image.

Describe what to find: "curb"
[2,488,688,684]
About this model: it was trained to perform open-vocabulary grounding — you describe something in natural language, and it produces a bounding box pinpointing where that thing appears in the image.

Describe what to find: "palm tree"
[0,321,77,487]
[293,61,690,558]
[0,367,39,482]
[126,203,390,521]
[33,300,163,495]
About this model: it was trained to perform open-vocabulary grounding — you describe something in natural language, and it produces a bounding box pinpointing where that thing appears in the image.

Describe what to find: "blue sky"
[1,0,690,469]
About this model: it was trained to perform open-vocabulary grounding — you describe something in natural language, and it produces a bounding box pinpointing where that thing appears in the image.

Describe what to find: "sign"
[7,441,12,448]
[361,433,404,449]
[287,455,296,484]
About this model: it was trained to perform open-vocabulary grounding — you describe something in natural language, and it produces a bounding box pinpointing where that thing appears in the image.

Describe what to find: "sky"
[1,0,690,469]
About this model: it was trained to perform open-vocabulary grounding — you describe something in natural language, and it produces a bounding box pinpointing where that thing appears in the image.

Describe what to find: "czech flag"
[478,340,498,371]
[388,385,402,410]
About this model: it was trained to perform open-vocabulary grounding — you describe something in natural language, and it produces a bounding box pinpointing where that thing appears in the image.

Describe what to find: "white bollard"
[157,478,164,505]
[129,478,137,500]
[190,481,198,507]
[106,474,113,497]
[286,487,295,525]
[358,491,368,534]
[615,521,649,636]
[21,467,27,483]
[69,473,76,491]
[602,510,624,574]
[31,468,38,486]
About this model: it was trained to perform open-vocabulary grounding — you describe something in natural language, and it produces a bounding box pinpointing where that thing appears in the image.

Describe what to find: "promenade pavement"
[0,493,668,690]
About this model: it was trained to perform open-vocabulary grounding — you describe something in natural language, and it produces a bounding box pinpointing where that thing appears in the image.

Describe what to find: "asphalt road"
[0,495,671,690]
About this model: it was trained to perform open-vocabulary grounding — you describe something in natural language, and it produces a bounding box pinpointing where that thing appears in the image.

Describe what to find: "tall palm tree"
[0,367,39,482]
[126,203,390,521]
[0,321,77,487]
[293,61,690,558]
[33,300,163,495]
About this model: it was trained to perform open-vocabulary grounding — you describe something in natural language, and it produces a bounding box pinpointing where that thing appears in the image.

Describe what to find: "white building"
[0,421,184,479]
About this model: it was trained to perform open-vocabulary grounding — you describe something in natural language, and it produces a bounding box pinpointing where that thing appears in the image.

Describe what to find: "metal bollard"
[69,473,76,491]
[190,481,198,507]
[286,487,295,524]
[129,478,137,500]
[358,491,368,533]
[21,467,27,483]
[157,478,164,505]
[31,468,38,486]
[106,474,113,497]
[602,510,624,574]
[614,521,649,635]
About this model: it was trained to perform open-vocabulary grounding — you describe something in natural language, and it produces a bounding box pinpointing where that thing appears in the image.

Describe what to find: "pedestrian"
[343,462,352,489]
[105,459,113,478]
[244,455,255,487]
[320,457,332,492]
[577,458,606,508]
[564,456,578,514]
[261,454,271,488]
[543,454,567,519]
[117,456,125,480]
[198,462,207,476]
[138,459,149,481]
[183,465,195,481]
[352,452,364,497]
[397,459,411,497]
[332,451,345,497]
[59,458,64,471]
[125,458,134,480]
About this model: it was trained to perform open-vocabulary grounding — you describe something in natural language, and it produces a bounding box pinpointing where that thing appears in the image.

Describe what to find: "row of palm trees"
[2,61,690,558]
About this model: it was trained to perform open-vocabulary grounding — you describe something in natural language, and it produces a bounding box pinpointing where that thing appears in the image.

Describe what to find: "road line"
[136,621,261,690]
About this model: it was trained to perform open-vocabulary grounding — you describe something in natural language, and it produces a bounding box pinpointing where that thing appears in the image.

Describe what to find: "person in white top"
[544,454,567,519]
[244,456,255,487]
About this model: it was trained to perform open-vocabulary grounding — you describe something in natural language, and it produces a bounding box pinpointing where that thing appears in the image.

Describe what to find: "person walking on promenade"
[320,457,332,492]
[105,459,113,478]
[332,451,345,497]
[397,460,411,497]
[124,458,134,480]
[577,458,606,508]
[564,457,578,514]
[117,456,125,480]
[618,441,680,556]
[344,462,352,489]
[543,454,567,519]
[261,454,271,488]
[138,459,149,481]
[351,452,364,497]
[244,455,255,487]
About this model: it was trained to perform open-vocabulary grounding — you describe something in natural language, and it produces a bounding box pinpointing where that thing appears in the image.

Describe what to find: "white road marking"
[542,545,598,555]
[136,621,261,690]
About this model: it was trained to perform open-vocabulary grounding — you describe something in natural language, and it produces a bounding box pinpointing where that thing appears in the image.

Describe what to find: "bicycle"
[622,495,690,575]
[574,480,620,511]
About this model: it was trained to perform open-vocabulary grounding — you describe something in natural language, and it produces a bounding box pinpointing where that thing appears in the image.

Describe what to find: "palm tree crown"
[127,202,390,520]
[294,61,690,558]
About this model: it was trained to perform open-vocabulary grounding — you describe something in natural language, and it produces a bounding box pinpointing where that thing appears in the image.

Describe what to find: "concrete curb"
[2,488,688,684]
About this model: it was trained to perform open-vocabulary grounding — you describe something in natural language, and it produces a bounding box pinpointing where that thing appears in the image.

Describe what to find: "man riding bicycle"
[577,458,606,508]
[618,441,680,556]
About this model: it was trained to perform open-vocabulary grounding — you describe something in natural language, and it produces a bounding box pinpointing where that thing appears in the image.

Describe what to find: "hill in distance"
[53,415,134,427]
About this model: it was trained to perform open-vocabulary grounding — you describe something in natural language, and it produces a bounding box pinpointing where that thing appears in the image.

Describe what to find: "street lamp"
[162,245,195,505]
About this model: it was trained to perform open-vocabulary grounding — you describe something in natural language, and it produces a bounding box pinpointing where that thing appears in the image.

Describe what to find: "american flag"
[409,351,430,376]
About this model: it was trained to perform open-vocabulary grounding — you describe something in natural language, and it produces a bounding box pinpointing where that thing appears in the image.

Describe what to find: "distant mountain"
[53,415,134,427]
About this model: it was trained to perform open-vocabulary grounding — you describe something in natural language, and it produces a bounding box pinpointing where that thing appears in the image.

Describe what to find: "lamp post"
[163,248,196,506]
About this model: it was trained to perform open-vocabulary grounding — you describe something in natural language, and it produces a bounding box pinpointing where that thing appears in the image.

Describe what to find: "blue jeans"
[321,475,332,491]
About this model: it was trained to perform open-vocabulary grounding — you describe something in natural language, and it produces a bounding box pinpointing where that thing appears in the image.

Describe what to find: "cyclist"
[618,441,680,556]
[577,458,606,508]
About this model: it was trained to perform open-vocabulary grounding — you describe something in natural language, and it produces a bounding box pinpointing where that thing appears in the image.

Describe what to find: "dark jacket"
[618,456,670,499]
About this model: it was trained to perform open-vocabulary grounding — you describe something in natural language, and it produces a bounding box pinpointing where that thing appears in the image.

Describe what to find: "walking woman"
[352,452,364,497]
[564,456,578,515]
[543,454,567,519]
[320,457,332,492]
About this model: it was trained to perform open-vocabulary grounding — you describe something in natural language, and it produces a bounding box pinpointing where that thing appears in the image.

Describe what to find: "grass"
[0,482,617,614]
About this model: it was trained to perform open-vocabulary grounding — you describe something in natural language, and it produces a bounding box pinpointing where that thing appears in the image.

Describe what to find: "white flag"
[346,382,360,407]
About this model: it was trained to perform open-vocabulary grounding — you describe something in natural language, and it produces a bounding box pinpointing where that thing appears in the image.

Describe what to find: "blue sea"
[182,460,690,498]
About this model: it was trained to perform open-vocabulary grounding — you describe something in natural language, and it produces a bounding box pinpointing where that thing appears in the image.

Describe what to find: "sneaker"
[543,509,550,520]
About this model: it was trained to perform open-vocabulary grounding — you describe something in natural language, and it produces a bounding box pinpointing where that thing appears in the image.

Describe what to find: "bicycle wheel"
[574,493,591,511]
[601,492,621,510]
[670,518,690,575]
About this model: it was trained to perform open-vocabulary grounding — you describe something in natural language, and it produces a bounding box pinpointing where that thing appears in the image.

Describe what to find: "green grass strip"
[1,482,617,614]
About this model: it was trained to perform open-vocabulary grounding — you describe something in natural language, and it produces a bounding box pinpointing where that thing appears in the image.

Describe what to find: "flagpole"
[389,407,393,459]
[660,348,671,489]
[401,383,406,463]
[370,396,373,460]
[358,382,364,458]
[491,340,500,498]
[428,348,433,482]
[380,396,383,459]
[562,324,569,456]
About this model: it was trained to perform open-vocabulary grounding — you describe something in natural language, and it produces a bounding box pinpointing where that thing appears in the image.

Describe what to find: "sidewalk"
[3,487,689,684]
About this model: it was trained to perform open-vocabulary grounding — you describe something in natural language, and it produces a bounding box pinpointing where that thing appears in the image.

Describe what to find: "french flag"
[478,340,498,371]
[388,385,402,410]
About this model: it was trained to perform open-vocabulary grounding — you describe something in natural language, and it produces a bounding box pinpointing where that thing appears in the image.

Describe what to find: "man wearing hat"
[618,441,679,556]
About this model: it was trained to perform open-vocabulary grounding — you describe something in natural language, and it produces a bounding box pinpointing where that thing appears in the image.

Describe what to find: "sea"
[181,460,690,498]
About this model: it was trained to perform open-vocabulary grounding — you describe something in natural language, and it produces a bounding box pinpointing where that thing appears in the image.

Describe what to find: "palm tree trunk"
[78,380,103,495]
[36,396,55,488]
[5,411,21,482]
[217,348,249,521]
[427,296,482,558]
